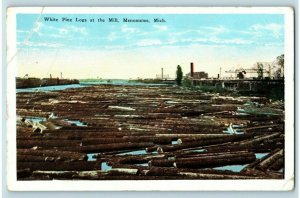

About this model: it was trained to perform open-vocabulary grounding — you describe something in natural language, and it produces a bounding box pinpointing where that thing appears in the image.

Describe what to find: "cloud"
[153,25,168,31]
[174,37,253,46]
[20,41,64,48]
[33,22,43,33]
[23,23,89,39]
[201,25,228,35]
[107,32,118,41]
[121,25,140,34]
[250,23,283,38]
[68,26,88,35]
[136,39,162,47]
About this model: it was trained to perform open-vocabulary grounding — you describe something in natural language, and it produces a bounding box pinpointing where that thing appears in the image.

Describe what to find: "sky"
[16,13,284,79]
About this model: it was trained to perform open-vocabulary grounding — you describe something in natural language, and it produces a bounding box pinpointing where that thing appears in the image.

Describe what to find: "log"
[18,161,100,171]
[238,133,281,147]
[268,157,284,171]
[146,146,159,153]
[174,152,256,169]
[149,159,175,167]
[32,170,78,179]
[17,154,59,162]
[177,172,265,179]
[245,124,281,132]
[17,168,32,179]
[143,167,180,176]
[17,149,87,161]
[155,134,234,139]
[17,139,81,148]
[157,135,254,153]
[82,136,174,145]
[117,154,165,164]
[257,149,284,171]
[179,133,254,143]
[60,142,154,153]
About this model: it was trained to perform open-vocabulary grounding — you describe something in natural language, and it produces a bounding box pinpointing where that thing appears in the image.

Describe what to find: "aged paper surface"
[7,7,294,191]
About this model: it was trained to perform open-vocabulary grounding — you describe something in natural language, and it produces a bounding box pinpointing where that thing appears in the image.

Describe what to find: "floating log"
[17,154,58,162]
[143,167,180,176]
[60,142,154,153]
[179,133,254,143]
[18,161,100,171]
[149,159,175,167]
[117,154,165,164]
[244,124,281,132]
[257,149,284,171]
[17,168,32,179]
[177,171,265,179]
[16,83,285,180]
[17,139,81,149]
[146,146,159,152]
[82,136,174,145]
[17,149,87,161]
[238,133,281,147]
[32,170,78,179]
[174,152,256,169]
[268,157,284,171]
[155,134,236,139]
[157,134,255,153]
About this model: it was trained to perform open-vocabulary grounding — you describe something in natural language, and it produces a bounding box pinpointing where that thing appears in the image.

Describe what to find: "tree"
[176,65,183,86]
[277,54,284,69]
[257,62,264,80]
[276,54,284,78]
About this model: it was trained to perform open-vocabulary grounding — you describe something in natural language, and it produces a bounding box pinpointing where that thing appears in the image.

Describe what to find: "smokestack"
[161,68,163,80]
[190,62,194,78]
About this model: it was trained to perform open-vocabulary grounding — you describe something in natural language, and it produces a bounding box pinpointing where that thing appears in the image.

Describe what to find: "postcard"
[6,7,294,191]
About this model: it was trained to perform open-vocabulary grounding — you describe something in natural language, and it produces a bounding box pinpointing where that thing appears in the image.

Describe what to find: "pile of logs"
[16,84,284,180]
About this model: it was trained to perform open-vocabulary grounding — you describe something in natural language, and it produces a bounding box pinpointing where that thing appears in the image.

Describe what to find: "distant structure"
[193,72,209,79]
[186,62,208,79]
[225,62,276,80]
[156,67,170,80]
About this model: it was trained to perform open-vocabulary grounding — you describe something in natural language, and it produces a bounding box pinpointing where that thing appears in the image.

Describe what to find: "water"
[214,165,247,172]
[223,123,245,134]
[16,84,86,93]
[101,162,112,171]
[135,163,149,167]
[81,80,168,86]
[190,149,207,153]
[255,153,269,159]
[24,116,46,123]
[17,80,168,93]
[116,150,147,156]
[171,140,179,145]
[64,119,87,127]
[87,154,96,161]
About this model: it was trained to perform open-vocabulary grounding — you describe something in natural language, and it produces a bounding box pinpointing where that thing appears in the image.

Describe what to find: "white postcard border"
[6,7,294,191]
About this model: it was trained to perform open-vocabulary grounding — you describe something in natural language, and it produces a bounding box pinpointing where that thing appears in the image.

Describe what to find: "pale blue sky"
[16,14,284,79]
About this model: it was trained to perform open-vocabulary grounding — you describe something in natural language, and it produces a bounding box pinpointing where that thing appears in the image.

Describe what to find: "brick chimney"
[190,62,194,78]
